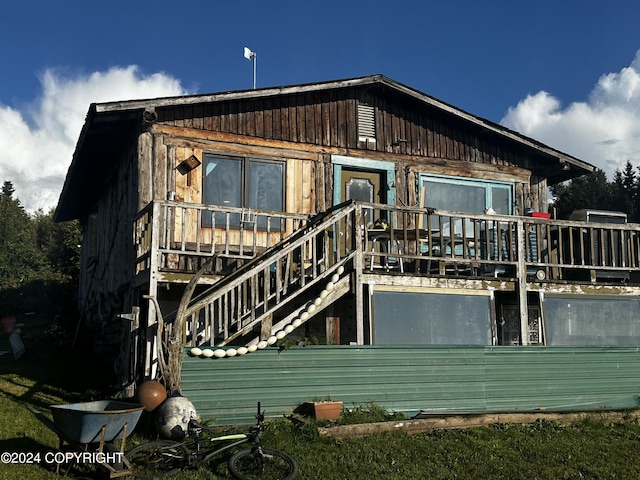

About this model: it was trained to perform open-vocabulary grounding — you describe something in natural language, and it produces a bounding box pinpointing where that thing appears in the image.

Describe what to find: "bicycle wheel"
[126,440,188,478]
[228,447,297,480]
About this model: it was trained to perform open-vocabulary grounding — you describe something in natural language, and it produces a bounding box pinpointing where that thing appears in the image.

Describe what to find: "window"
[203,154,284,228]
[372,289,492,345]
[545,296,640,346]
[420,174,512,214]
[419,174,513,234]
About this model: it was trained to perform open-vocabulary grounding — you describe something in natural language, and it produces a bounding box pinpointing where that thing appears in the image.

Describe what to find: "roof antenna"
[243,46,257,89]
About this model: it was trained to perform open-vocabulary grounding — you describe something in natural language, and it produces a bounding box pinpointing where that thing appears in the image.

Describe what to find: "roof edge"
[94,75,388,113]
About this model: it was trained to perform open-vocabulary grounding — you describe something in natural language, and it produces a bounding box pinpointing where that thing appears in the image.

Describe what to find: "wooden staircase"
[170,201,360,348]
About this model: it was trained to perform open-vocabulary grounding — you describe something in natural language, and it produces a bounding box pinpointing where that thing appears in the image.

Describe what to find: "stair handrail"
[181,199,357,318]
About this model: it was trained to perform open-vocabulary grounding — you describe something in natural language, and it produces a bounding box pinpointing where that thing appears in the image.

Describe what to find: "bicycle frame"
[180,402,265,468]
[126,402,297,479]
[184,429,249,467]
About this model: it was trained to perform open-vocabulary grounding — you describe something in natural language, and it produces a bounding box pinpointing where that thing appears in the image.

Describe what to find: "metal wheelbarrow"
[28,400,144,478]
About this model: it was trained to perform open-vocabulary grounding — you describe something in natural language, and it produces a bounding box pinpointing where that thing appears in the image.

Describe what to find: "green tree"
[550,170,613,219]
[33,209,80,279]
[0,181,44,290]
[0,181,80,315]
[610,161,638,221]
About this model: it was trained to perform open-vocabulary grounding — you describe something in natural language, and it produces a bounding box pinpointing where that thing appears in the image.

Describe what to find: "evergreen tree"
[0,181,80,314]
[0,181,44,290]
[610,161,637,221]
[2,180,15,198]
[33,209,80,278]
[550,170,613,219]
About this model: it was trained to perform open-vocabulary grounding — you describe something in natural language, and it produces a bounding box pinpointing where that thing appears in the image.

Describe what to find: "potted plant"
[307,398,343,421]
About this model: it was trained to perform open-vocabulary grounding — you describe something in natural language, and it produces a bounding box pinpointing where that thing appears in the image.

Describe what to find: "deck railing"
[136,200,640,283]
[135,200,640,283]
[134,201,310,276]
[135,201,640,349]
[360,203,640,281]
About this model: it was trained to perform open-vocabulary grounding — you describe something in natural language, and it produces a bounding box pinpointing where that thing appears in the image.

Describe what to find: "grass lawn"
[0,315,108,480]
[2,318,640,479]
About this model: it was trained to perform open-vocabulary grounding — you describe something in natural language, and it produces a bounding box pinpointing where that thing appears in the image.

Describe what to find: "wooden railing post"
[354,204,365,345]
[516,218,529,345]
[144,201,161,380]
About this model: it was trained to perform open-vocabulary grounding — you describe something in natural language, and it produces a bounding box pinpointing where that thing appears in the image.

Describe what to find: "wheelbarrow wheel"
[126,440,187,478]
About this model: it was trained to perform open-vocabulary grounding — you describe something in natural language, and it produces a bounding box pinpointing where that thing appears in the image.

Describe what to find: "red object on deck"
[530,212,551,219]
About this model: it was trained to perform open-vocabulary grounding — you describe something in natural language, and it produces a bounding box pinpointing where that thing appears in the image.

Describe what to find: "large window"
[420,175,512,214]
[372,289,492,345]
[203,154,284,227]
[545,295,640,346]
[419,174,512,235]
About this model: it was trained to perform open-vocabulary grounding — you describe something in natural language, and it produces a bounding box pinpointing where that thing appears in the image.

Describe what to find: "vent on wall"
[357,102,376,144]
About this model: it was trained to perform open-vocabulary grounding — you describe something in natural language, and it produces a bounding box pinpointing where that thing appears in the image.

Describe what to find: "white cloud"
[0,66,187,213]
[7,55,640,213]
[501,49,640,179]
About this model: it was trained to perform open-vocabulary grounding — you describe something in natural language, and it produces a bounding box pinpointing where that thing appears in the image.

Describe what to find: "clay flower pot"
[310,401,343,421]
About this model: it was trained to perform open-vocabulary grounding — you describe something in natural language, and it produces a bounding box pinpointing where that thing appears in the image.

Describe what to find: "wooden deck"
[134,200,640,351]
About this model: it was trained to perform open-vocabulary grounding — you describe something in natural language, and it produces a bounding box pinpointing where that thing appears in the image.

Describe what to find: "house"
[56,75,640,424]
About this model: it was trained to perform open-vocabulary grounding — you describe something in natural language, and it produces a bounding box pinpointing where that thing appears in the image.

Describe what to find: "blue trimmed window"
[419,174,513,215]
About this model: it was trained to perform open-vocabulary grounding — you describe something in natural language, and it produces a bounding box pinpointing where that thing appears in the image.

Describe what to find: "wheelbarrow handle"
[26,405,69,448]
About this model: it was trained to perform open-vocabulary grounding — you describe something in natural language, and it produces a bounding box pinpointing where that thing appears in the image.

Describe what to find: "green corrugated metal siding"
[485,346,640,412]
[180,345,640,425]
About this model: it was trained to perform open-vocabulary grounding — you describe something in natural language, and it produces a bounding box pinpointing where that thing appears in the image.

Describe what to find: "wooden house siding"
[78,137,139,335]
[145,126,322,214]
[153,86,541,175]
[142,134,320,249]
[144,124,543,217]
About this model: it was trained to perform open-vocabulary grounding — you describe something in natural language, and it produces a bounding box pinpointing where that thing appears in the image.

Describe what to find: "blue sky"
[2,0,640,212]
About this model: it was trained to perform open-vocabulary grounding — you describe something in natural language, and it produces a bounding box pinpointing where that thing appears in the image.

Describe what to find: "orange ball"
[137,381,167,412]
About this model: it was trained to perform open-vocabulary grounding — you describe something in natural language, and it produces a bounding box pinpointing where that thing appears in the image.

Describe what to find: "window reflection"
[203,155,284,229]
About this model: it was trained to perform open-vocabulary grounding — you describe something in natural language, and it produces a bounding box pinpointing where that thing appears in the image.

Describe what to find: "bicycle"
[126,402,297,479]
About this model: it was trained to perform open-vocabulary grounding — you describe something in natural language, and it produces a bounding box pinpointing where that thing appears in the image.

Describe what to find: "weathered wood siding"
[147,138,320,247]
[152,86,550,214]
[154,87,536,169]
[78,137,139,329]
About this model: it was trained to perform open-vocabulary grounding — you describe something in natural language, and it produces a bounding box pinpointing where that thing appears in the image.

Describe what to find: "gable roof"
[55,74,596,222]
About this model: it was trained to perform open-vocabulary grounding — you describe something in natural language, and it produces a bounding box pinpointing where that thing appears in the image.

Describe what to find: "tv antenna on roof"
[243,46,257,89]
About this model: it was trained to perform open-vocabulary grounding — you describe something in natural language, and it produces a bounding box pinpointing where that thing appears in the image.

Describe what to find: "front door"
[341,169,385,226]
[336,169,386,255]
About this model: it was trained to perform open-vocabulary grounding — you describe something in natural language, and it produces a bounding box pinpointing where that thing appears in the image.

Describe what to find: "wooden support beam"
[354,205,365,345]
[326,317,340,345]
[516,218,529,345]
